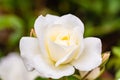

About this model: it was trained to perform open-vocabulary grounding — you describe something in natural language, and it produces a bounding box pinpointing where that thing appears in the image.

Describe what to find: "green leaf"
[0,51,4,58]
[107,0,120,15]
[66,75,80,80]
[115,69,120,79]
[34,77,48,80]
[107,57,120,70]
[0,15,24,48]
[34,77,58,80]
[112,46,120,58]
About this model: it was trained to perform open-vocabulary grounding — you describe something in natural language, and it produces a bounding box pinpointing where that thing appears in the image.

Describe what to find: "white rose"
[0,53,39,80]
[20,14,102,79]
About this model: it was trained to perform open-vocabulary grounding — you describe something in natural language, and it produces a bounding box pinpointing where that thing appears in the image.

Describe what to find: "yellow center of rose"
[55,32,71,46]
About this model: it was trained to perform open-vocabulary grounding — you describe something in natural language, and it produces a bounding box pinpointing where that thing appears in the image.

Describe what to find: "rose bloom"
[0,53,39,80]
[20,14,102,79]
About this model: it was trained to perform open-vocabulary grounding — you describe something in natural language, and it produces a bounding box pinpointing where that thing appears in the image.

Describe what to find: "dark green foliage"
[35,77,48,80]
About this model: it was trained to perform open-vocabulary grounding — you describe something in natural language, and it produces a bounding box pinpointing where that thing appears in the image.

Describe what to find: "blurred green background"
[0,0,120,80]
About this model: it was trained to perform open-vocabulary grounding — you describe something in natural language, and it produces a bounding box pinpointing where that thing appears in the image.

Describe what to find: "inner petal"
[55,45,79,67]
[45,25,82,66]
[46,24,70,41]
[47,39,79,66]
[47,39,66,62]
[56,32,70,40]
[55,32,70,46]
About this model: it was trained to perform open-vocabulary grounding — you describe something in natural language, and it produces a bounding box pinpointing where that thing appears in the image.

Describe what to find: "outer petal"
[20,37,75,79]
[55,14,84,34]
[72,37,102,71]
[34,15,60,58]
[0,53,39,80]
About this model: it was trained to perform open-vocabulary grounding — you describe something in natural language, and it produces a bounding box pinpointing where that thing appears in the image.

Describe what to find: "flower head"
[20,14,102,79]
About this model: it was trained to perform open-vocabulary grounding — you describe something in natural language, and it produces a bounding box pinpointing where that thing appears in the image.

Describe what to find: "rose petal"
[72,37,102,71]
[0,53,39,80]
[34,15,60,58]
[20,37,75,79]
[20,37,40,71]
[55,45,79,67]
[70,27,84,59]
[55,14,84,33]
[47,27,84,64]
[33,55,75,79]
[46,24,69,41]
[47,39,66,62]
